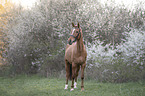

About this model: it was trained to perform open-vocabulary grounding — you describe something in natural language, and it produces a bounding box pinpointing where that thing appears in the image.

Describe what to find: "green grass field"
[0,75,144,96]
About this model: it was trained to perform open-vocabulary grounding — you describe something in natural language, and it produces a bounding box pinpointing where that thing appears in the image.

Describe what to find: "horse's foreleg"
[74,65,80,88]
[64,60,69,90]
[70,63,76,91]
[74,74,77,89]
[81,63,86,91]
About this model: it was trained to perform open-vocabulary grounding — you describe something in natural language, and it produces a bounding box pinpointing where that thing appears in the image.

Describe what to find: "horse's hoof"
[64,87,68,90]
[70,88,74,91]
[64,85,68,90]
[64,88,68,90]
[74,82,77,88]
[74,86,77,89]
[81,88,84,91]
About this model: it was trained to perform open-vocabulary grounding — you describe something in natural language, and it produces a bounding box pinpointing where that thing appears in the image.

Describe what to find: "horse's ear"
[78,22,80,28]
[72,22,75,27]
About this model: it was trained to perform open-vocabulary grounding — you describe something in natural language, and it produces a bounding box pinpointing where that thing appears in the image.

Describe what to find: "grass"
[0,75,145,96]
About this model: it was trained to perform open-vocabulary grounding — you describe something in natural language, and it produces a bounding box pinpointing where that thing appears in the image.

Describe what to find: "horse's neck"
[76,38,84,55]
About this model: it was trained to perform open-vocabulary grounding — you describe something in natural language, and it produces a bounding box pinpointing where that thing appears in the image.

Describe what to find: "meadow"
[0,75,144,96]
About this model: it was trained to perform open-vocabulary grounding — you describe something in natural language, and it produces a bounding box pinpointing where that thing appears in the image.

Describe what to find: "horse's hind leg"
[64,60,70,90]
[81,63,86,91]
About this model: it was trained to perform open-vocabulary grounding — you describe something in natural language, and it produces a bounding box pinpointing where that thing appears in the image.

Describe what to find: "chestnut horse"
[64,22,87,91]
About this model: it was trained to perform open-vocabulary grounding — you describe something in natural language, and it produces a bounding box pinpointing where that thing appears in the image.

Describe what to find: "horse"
[64,22,87,91]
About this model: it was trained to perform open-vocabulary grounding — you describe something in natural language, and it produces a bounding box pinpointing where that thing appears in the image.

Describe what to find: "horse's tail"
[70,64,72,80]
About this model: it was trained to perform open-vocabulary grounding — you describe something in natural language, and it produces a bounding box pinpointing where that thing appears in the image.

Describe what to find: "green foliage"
[0,76,144,96]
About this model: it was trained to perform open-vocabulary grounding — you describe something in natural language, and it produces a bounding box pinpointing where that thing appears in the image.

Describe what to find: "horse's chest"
[73,56,85,64]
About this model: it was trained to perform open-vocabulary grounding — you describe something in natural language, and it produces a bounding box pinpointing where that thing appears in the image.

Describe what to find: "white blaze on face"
[71,29,75,34]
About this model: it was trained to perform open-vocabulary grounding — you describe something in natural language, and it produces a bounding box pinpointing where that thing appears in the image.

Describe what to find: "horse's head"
[68,22,81,45]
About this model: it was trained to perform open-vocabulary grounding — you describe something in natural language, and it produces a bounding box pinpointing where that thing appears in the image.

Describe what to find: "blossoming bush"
[86,29,145,82]
[1,0,145,81]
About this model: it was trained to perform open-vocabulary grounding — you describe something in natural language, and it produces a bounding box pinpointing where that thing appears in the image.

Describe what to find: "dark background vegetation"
[0,0,145,83]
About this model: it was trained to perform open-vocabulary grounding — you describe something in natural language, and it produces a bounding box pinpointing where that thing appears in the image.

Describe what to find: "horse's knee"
[81,76,84,80]
[76,74,78,77]
[72,74,75,80]
[66,73,69,77]
[81,71,84,79]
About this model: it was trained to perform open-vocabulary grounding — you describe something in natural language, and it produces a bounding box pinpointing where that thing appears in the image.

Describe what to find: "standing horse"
[64,22,87,91]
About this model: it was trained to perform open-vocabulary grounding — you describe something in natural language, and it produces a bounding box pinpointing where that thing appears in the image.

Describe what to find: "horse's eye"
[76,31,78,33]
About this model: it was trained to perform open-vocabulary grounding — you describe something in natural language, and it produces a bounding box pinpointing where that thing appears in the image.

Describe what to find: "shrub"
[1,0,145,80]
[86,29,145,82]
